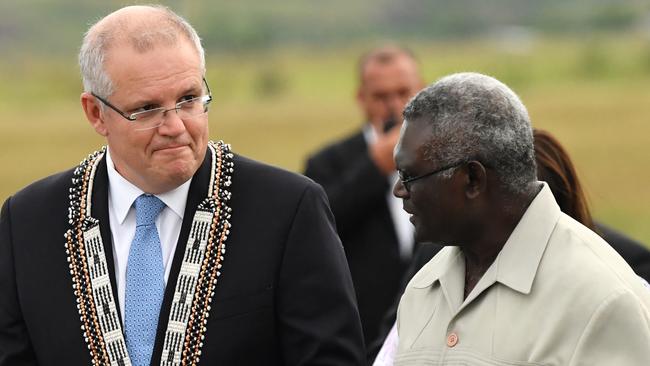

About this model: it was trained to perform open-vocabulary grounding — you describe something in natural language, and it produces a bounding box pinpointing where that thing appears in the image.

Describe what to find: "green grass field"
[1,36,649,245]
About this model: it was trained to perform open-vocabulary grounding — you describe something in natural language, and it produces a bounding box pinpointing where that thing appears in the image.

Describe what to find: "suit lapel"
[151,150,212,364]
[91,155,123,325]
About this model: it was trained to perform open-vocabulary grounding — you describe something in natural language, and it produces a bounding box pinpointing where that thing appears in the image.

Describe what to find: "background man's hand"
[369,125,401,176]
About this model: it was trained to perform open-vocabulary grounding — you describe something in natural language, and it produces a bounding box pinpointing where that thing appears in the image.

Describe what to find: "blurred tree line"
[1,0,649,56]
[2,0,650,245]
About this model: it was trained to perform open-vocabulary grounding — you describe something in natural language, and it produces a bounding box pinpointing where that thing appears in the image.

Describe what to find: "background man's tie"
[125,194,166,366]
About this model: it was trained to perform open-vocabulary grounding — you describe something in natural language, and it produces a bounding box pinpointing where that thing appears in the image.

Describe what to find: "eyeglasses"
[91,77,212,130]
[398,161,465,192]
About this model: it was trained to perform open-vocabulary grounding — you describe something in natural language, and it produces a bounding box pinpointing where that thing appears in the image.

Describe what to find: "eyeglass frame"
[398,160,466,192]
[90,77,212,123]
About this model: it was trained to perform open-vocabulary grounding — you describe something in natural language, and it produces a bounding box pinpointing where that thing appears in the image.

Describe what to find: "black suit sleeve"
[276,182,366,365]
[304,150,389,235]
[0,198,37,366]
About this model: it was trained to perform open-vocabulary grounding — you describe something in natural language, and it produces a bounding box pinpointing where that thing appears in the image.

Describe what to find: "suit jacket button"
[446,332,459,347]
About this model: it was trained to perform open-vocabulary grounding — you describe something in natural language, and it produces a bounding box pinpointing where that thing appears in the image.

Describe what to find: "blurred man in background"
[0,5,365,366]
[304,45,426,351]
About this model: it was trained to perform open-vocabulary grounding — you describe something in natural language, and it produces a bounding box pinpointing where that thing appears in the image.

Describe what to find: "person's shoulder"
[543,213,650,304]
[595,221,650,259]
[228,154,332,221]
[2,167,76,226]
[233,153,320,193]
[9,168,75,207]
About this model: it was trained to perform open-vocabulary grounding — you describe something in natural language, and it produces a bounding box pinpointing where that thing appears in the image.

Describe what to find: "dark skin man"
[392,119,542,298]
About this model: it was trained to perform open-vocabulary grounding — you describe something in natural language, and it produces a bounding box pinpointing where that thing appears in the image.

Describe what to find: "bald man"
[0,5,365,366]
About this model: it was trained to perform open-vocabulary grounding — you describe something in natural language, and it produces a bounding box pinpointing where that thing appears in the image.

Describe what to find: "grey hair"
[403,72,536,193]
[79,5,205,97]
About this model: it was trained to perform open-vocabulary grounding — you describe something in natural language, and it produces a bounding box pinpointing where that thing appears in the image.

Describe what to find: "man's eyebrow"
[123,83,204,109]
[123,97,161,111]
[179,84,203,96]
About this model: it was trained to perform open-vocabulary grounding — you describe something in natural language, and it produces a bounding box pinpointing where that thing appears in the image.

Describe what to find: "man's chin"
[153,162,197,188]
[414,228,443,246]
[413,229,429,244]
[168,166,195,183]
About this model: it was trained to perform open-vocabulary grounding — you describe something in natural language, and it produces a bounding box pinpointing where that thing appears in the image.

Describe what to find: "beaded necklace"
[64,140,234,366]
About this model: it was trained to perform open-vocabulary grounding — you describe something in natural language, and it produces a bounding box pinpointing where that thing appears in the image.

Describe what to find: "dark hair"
[533,128,595,230]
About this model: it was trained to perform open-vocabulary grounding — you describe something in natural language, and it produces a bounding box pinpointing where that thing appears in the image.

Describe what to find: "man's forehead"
[89,7,183,54]
[361,56,419,83]
[396,121,432,164]
[102,43,202,99]
[404,119,433,139]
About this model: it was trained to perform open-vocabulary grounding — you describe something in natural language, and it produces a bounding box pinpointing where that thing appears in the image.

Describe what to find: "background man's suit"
[0,149,366,365]
[305,130,409,348]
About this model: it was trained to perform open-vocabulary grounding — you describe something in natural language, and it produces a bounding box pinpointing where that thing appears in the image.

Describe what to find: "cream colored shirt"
[396,184,650,365]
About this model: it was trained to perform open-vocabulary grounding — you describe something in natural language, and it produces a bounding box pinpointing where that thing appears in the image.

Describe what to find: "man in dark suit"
[304,46,424,351]
[0,5,365,366]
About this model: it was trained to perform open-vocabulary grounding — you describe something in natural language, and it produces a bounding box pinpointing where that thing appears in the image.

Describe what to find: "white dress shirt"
[105,149,192,320]
[363,125,414,260]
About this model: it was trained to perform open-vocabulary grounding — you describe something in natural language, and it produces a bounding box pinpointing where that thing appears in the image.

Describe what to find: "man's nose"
[393,179,409,199]
[157,108,187,135]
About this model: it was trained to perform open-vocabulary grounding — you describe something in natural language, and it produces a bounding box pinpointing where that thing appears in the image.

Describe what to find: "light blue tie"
[125,194,166,366]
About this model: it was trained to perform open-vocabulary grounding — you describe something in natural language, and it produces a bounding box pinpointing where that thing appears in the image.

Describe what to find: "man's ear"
[464,160,487,199]
[80,92,108,136]
[356,85,366,107]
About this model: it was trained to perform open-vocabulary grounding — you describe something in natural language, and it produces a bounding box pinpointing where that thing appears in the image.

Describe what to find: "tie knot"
[134,194,166,226]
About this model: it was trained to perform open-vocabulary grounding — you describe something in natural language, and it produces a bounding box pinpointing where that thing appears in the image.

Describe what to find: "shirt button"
[446,332,459,347]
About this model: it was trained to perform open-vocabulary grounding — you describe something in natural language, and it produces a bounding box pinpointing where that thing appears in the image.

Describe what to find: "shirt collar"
[411,183,561,295]
[362,123,378,145]
[493,183,561,294]
[106,148,192,224]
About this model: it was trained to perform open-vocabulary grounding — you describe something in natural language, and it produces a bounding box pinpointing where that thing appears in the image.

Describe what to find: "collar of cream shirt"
[409,183,561,299]
[105,148,192,223]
